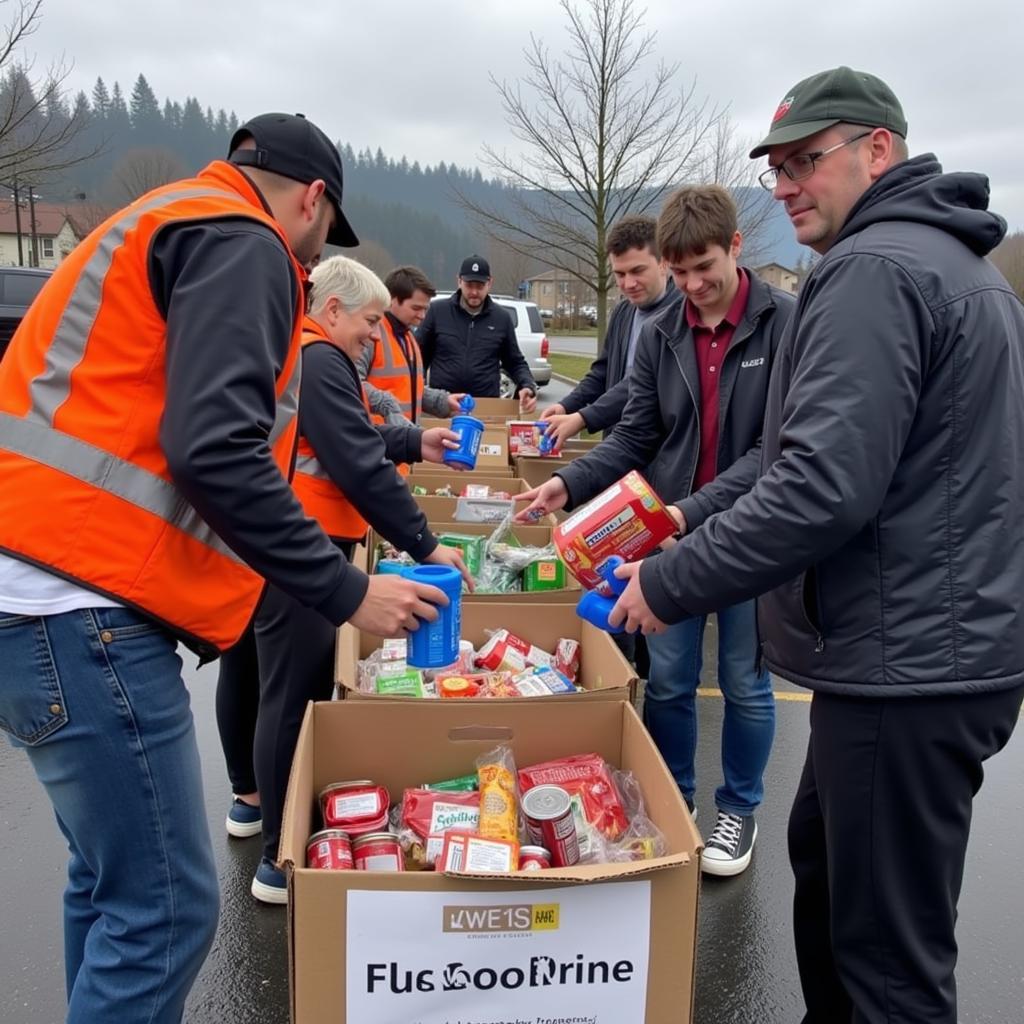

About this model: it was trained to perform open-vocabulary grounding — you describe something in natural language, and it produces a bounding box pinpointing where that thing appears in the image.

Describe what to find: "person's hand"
[348,575,448,636]
[425,543,475,591]
[659,505,687,550]
[420,427,460,465]
[540,403,566,420]
[513,476,569,523]
[518,388,537,414]
[607,561,669,635]
[446,393,468,415]
[542,412,585,450]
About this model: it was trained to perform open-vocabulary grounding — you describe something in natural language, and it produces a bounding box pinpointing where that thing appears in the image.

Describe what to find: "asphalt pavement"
[2,625,1021,1024]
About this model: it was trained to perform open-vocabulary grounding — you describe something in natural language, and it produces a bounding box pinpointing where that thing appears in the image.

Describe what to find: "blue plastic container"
[576,555,630,634]
[401,564,463,668]
[375,559,408,575]
[443,413,485,469]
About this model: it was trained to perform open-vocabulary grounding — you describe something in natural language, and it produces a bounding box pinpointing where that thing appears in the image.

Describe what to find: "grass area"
[547,326,599,337]
[548,352,595,381]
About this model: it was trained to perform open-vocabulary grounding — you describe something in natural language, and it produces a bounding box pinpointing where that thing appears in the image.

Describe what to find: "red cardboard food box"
[553,471,676,591]
[508,420,562,458]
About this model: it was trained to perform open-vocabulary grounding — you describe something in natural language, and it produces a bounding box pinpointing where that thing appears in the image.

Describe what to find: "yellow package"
[476,745,519,842]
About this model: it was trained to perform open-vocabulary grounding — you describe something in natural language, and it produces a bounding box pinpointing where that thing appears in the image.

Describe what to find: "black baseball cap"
[750,67,907,159]
[229,112,359,247]
[459,255,491,282]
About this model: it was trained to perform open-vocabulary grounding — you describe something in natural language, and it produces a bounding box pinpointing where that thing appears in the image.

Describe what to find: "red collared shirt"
[688,269,750,490]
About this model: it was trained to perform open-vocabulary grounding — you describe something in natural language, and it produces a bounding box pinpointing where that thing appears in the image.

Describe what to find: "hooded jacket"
[642,155,1024,697]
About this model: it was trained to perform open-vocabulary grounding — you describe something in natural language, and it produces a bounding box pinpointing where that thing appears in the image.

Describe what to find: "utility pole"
[27,187,39,268]
[11,178,25,267]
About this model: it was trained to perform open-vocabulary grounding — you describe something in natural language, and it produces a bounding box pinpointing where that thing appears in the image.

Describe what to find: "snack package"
[589,770,668,863]
[519,753,629,840]
[553,638,581,683]
[438,532,486,580]
[454,497,516,524]
[474,672,520,699]
[399,788,481,868]
[440,832,520,874]
[510,666,576,697]
[476,745,520,842]
[375,669,425,697]
[475,629,552,674]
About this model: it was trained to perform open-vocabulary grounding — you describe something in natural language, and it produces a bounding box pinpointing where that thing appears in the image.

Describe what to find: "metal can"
[306,829,354,870]
[519,845,552,871]
[521,785,580,867]
[319,781,390,836]
[353,831,404,872]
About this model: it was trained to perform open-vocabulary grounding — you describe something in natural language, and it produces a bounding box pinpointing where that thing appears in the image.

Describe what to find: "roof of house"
[753,262,797,275]
[0,201,80,238]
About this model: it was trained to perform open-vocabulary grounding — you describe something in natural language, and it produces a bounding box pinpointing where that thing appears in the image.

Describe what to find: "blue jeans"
[644,599,775,817]
[0,607,219,1024]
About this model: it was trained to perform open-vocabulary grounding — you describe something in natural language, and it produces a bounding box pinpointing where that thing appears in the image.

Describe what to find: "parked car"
[428,292,551,395]
[0,267,51,363]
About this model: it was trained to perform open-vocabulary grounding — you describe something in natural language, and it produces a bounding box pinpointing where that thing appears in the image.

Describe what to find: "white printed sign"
[346,881,651,1024]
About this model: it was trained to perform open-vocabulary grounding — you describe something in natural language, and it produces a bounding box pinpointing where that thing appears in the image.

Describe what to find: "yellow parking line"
[696,687,812,702]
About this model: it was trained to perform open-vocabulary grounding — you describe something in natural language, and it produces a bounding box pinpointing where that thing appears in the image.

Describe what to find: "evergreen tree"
[91,77,110,119]
[107,82,130,135]
[129,74,161,142]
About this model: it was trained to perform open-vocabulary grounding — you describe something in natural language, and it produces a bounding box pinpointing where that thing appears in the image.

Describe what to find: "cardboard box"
[336,601,630,699]
[409,474,526,496]
[280,699,702,1024]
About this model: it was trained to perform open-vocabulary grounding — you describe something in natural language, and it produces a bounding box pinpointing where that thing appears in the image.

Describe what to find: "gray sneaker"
[701,811,756,877]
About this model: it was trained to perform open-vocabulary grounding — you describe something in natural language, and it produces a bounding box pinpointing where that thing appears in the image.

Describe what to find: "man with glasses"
[606,66,1024,1023]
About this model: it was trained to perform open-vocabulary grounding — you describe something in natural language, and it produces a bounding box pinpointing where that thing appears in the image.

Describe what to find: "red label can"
[319,781,390,836]
[521,785,580,867]
[352,831,404,872]
[306,829,354,870]
[519,845,552,870]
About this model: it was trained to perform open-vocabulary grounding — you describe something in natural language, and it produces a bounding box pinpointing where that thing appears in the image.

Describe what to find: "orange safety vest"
[0,161,304,655]
[292,316,370,542]
[366,314,425,475]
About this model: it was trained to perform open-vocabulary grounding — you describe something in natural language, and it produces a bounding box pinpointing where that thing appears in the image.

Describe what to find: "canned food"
[306,829,354,870]
[319,781,390,835]
[352,831,404,872]
[519,845,552,870]
[521,785,580,867]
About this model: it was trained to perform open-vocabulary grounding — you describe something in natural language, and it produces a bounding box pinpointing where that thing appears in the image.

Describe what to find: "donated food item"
[553,470,677,592]
[454,497,515,523]
[320,782,391,836]
[553,638,581,682]
[475,629,553,674]
[411,485,429,496]
[422,773,479,792]
[440,832,520,873]
[521,785,581,867]
[402,564,462,669]
[437,532,486,579]
[353,832,403,871]
[306,829,354,870]
[519,845,552,870]
[444,398,485,469]
[523,556,566,591]
[576,555,629,634]
[438,675,482,698]
[401,788,480,841]
[475,673,520,699]
[510,666,576,697]
[508,420,561,457]
[375,669,425,697]
[519,753,629,840]
[476,746,519,842]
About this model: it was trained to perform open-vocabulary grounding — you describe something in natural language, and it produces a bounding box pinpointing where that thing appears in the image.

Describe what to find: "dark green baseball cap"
[749,66,907,158]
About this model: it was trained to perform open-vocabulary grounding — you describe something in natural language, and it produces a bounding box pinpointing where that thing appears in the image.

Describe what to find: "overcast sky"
[23,0,1023,232]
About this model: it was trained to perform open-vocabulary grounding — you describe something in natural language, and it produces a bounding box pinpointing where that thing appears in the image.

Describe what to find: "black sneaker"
[701,811,756,877]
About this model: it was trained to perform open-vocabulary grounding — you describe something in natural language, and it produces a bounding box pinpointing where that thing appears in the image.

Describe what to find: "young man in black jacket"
[418,255,537,408]
[540,216,679,445]
[606,68,1024,1023]
[518,186,794,877]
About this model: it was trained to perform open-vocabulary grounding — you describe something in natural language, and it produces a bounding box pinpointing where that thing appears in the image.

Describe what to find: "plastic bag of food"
[476,745,520,842]
[398,788,481,869]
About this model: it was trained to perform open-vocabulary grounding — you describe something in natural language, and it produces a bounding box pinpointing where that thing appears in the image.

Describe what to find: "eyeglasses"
[758,131,872,190]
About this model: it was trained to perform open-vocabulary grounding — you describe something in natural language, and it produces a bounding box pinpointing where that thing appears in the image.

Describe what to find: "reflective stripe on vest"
[292,320,370,540]
[0,162,305,654]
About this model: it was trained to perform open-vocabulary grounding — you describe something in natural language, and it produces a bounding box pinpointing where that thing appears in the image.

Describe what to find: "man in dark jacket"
[517,186,794,877]
[418,255,537,408]
[540,215,679,444]
[607,67,1024,1024]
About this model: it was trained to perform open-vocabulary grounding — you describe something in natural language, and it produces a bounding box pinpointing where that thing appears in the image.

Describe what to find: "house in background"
[0,202,83,269]
[526,269,606,313]
[753,262,799,295]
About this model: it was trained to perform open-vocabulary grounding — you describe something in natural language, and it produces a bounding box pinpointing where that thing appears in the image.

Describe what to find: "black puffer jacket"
[642,155,1024,697]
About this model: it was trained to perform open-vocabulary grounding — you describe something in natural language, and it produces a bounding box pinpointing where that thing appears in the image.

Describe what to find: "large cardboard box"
[409,473,525,495]
[280,699,702,1024]
[336,601,633,700]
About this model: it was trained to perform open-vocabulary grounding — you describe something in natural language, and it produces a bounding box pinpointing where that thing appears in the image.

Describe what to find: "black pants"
[216,541,353,865]
[788,685,1023,1024]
